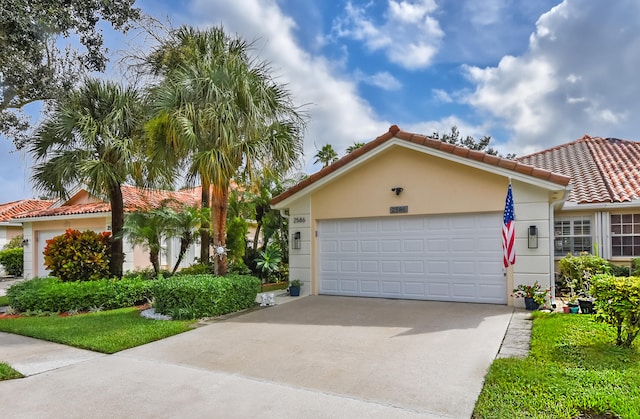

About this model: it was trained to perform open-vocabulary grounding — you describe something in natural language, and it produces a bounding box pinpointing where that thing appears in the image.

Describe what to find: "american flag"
[502,183,516,268]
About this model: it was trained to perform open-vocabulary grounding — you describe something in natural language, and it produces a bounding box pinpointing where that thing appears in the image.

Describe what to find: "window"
[611,214,640,257]
[554,217,592,256]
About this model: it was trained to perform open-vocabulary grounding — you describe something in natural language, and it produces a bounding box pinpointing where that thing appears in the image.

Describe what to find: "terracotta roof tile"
[0,199,55,222]
[271,125,570,205]
[16,186,202,219]
[517,136,640,204]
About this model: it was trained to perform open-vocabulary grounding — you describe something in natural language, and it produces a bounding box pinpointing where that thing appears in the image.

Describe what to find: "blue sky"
[2,0,639,202]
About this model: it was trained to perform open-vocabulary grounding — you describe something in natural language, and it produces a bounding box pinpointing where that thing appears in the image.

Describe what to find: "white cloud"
[189,0,389,170]
[432,89,452,103]
[356,71,402,91]
[462,0,640,155]
[331,0,443,70]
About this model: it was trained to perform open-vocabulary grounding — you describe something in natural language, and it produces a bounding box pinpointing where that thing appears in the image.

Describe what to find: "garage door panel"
[318,214,506,304]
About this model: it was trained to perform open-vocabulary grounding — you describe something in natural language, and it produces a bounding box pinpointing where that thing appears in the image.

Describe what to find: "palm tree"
[122,208,170,276]
[346,142,366,154]
[165,204,210,274]
[314,144,338,167]
[30,78,149,278]
[148,26,305,275]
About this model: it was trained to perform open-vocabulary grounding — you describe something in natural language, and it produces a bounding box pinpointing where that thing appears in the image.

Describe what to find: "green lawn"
[0,295,9,306]
[473,313,640,418]
[0,307,195,354]
[0,362,23,380]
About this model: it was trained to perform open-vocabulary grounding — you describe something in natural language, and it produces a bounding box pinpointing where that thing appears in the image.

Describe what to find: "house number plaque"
[293,217,306,223]
[390,206,408,214]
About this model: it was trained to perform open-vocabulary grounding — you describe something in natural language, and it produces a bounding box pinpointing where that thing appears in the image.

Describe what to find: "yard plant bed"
[260,281,288,292]
[473,313,640,418]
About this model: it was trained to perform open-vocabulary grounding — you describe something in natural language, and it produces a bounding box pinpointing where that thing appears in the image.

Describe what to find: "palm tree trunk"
[150,249,160,276]
[109,184,125,278]
[200,180,211,264]
[171,236,191,274]
[211,184,229,276]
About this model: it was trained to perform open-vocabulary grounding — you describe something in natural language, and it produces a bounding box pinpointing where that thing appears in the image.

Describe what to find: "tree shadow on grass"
[547,341,640,371]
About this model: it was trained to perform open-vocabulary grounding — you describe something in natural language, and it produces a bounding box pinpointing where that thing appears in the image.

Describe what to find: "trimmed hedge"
[153,274,261,320]
[6,277,154,313]
[0,247,23,276]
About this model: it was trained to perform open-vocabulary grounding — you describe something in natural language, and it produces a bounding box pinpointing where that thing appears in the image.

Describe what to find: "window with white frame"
[610,214,640,257]
[554,216,592,256]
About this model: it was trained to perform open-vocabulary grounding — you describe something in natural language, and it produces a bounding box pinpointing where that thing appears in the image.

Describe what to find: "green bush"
[6,277,154,313]
[591,275,640,347]
[558,252,610,296]
[3,235,23,250]
[0,247,23,276]
[43,229,111,282]
[609,264,631,277]
[174,263,213,276]
[153,274,260,320]
[123,268,173,280]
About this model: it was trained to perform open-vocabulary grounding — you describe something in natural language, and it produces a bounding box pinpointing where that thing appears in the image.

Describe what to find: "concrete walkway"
[0,296,526,418]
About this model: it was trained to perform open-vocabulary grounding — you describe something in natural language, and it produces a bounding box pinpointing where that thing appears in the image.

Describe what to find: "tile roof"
[517,135,640,204]
[15,186,202,219]
[272,125,570,205]
[0,199,55,222]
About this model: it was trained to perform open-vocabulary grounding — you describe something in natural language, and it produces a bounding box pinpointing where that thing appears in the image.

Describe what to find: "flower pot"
[289,286,300,297]
[563,306,570,313]
[569,306,579,314]
[524,297,540,311]
[578,298,595,314]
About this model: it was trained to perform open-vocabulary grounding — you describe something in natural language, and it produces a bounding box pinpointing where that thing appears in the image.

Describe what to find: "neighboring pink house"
[14,186,202,279]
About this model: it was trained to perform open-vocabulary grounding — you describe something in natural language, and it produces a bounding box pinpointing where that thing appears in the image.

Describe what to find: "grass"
[0,295,9,306]
[0,307,195,354]
[473,313,640,418]
[0,362,23,380]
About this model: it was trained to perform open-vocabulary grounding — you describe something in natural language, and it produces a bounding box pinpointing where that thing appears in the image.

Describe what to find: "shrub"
[122,268,173,280]
[609,264,631,277]
[3,235,23,250]
[591,275,640,348]
[0,248,23,276]
[153,274,261,320]
[558,252,610,296]
[43,229,111,282]
[6,277,153,313]
[174,263,213,276]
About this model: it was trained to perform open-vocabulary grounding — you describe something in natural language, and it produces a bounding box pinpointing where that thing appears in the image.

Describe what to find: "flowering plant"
[512,281,549,306]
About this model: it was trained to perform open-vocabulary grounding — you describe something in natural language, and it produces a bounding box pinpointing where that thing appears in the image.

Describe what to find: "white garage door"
[318,213,507,304]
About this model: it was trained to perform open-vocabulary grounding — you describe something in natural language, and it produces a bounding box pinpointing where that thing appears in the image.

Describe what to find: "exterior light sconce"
[22,238,29,246]
[528,225,538,249]
[391,187,404,196]
[292,231,301,249]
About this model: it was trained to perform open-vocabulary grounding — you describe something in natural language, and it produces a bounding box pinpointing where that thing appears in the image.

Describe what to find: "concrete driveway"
[0,296,513,418]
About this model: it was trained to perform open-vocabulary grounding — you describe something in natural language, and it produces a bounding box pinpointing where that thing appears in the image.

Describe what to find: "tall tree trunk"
[211,184,229,276]
[200,179,211,264]
[150,249,160,276]
[109,184,125,278]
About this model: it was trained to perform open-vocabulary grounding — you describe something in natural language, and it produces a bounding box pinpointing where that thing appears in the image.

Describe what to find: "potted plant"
[512,281,549,311]
[289,279,303,297]
[567,295,580,314]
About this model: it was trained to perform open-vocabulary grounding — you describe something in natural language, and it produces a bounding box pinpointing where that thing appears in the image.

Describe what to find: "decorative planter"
[524,297,540,311]
[289,286,301,297]
[569,306,579,314]
[563,306,570,314]
[578,298,595,314]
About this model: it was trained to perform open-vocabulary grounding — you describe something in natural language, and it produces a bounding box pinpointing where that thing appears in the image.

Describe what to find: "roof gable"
[272,125,570,206]
[517,135,640,204]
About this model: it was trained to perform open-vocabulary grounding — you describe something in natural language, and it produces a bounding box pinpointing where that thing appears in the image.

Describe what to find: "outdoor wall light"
[391,187,404,196]
[22,238,29,246]
[528,225,538,249]
[292,231,301,249]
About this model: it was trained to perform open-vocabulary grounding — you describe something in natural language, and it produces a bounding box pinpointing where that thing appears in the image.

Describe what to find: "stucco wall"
[287,198,312,296]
